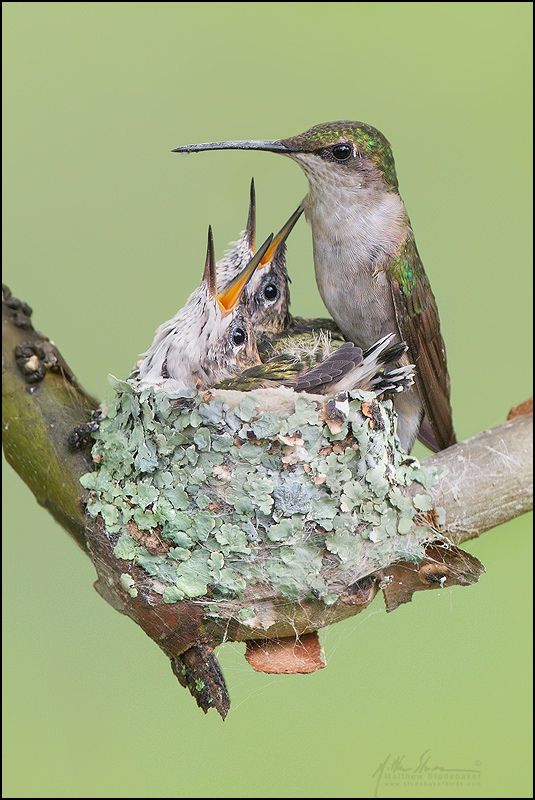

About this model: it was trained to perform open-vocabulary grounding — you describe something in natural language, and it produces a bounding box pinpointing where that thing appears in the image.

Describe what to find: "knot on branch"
[3,285,90,398]
[507,398,533,420]
[68,411,103,450]
[15,341,62,384]
[2,284,34,329]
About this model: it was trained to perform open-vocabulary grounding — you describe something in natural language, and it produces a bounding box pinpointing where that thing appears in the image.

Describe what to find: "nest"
[79,379,475,644]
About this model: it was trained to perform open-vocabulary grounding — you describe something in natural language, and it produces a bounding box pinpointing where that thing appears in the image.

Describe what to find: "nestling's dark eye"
[232,328,246,346]
[332,143,352,161]
[264,283,278,301]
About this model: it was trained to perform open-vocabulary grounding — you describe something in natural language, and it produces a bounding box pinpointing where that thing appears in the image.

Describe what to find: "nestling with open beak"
[135,228,273,391]
[174,121,456,453]
[218,180,348,367]
[217,179,300,334]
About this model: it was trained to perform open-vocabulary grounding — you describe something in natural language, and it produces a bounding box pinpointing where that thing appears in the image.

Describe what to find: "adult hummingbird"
[174,122,456,452]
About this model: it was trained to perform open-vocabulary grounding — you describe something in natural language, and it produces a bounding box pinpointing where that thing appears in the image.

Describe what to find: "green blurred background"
[3,2,532,797]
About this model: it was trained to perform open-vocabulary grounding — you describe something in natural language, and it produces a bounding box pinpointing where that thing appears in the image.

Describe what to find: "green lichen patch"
[81,382,442,615]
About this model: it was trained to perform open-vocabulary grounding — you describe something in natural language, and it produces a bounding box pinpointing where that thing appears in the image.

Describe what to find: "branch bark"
[411,411,532,545]
[2,285,97,547]
[3,285,532,717]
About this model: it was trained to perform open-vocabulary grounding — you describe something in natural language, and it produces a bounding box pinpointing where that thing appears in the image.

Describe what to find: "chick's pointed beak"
[202,225,217,297]
[259,204,304,267]
[172,139,295,154]
[217,233,273,315]
[246,178,256,249]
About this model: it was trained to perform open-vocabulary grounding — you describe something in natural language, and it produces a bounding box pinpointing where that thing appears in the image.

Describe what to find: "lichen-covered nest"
[81,379,450,636]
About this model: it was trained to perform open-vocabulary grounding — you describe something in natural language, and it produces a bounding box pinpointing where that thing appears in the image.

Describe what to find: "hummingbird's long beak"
[173,140,295,154]
[259,204,304,267]
[217,233,273,315]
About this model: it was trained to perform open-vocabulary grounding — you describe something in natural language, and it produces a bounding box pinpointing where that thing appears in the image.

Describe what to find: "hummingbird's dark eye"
[332,143,352,161]
[264,283,278,301]
[232,328,246,346]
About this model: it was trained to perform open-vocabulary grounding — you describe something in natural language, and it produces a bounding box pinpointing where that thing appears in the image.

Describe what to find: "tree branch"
[2,285,97,547]
[3,285,532,717]
[414,411,532,545]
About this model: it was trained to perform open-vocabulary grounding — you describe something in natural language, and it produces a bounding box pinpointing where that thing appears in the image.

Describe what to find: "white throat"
[296,157,409,346]
[301,166,407,265]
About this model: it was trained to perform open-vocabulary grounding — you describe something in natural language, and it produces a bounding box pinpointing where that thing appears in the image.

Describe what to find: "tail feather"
[345,335,409,392]
[369,363,415,395]
[362,335,408,365]
[293,333,415,397]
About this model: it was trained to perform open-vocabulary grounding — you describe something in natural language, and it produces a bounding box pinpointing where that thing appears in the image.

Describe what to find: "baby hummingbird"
[217,179,303,333]
[219,180,348,367]
[135,227,273,391]
[221,332,415,401]
[174,121,455,453]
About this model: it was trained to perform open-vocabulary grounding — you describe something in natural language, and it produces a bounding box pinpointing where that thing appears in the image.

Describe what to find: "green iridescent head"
[174,120,399,193]
[279,121,398,191]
